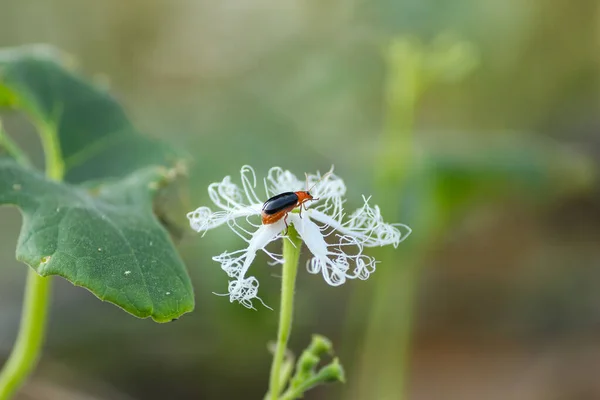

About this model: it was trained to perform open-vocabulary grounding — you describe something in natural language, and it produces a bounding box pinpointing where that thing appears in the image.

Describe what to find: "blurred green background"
[1,0,599,399]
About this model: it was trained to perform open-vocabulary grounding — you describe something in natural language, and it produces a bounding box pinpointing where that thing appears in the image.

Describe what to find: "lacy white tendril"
[187,165,411,309]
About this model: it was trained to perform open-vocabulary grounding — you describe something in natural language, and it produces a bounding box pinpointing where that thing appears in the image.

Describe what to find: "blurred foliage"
[0,0,598,399]
[0,46,181,183]
[350,33,596,400]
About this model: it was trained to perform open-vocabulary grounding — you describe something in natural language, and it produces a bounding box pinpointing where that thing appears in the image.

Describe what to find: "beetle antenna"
[308,165,334,192]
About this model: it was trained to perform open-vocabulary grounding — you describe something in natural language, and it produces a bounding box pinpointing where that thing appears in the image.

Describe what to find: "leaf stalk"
[0,119,63,399]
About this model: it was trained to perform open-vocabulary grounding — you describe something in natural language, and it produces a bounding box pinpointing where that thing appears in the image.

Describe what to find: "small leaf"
[0,156,194,322]
[0,45,180,183]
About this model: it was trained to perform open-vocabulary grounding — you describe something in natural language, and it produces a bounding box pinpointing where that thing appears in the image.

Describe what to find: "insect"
[261,169,332,232]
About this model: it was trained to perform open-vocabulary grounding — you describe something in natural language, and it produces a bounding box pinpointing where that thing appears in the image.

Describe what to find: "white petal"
[208,176,245,210]
[186,205,261,234]
[288,214,347,286]
[212,220,284,307]
[204,166,264,210]
[240,165,263,205]
[308,197,411,247]
[247,221,285,252]
[264,167,304,196]
[306,168,346,200]
[228,277,261,309]
[288,213,327,254]
[334,235,379,280]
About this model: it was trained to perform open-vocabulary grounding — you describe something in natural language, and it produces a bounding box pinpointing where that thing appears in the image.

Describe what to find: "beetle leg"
[283,212,289,235]
[304,201,312,214]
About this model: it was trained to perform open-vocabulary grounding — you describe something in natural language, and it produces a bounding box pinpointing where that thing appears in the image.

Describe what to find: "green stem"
[0,272,51,400]
[36,118,65,181]
[280,374,323,400]
[267,225,302,400]
[0,118,63,399]
[0,121,31,167]
[277,352,295,393]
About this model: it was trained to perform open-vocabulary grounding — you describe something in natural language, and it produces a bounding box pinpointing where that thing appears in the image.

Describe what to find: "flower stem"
[0,118,62,399]
[267,225,302,400]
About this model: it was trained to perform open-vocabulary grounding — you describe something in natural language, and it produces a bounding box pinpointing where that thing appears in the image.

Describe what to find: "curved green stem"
[0,117,62,399]
[267,225,302,400]
[0,121,31,167]
[280,374,322,400]
[0,272,51,400]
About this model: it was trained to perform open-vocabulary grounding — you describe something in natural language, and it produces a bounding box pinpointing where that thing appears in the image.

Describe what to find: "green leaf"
[0,45,180,183]
[0,156,194,322]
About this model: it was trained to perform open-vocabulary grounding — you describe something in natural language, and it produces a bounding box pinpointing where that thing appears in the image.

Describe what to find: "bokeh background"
[1,1,599,399]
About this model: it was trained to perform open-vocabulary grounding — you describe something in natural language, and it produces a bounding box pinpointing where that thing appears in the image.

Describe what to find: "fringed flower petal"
[187,165,411,309]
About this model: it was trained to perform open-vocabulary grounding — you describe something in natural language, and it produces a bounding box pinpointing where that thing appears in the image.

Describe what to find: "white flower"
[186,165,411,309]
